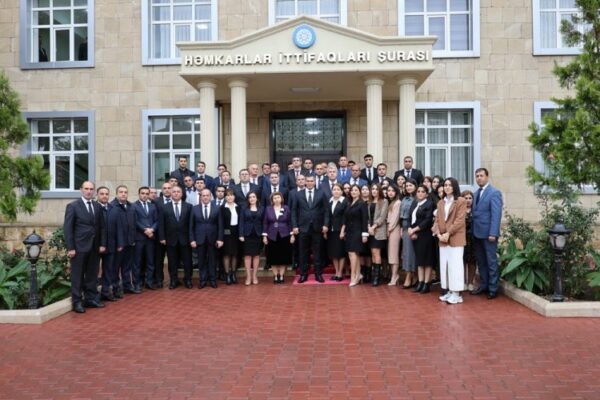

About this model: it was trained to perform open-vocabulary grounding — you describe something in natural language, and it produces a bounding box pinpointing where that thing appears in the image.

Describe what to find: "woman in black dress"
[359,184,373,282]
[327,183,347,281]
[239,192,264,285]
[341,185,368,287]
[461,189,477,291]
[408,185,435,294]
[221,189,240,285]
[262,192,294,284]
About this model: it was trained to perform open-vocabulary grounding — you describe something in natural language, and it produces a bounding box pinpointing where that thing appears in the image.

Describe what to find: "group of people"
[63,154,503,314]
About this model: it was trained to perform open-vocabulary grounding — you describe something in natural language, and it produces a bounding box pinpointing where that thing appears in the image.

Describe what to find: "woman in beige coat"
[432,177,467,305]
[386,185,402,285]
[367,184,388,286]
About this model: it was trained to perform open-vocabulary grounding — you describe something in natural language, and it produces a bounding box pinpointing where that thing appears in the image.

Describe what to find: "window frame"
[142,108,220,187]
[398,0,480,58]
[268,0,348,26]
[532,0,583,56]
[19,0,95,69]
[414,101,481,188]
[21,111,95,198]
[532,101,594,194]
[141,0,219,66]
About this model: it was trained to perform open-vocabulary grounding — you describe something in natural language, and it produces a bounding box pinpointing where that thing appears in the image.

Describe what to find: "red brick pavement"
[1,282,599,400]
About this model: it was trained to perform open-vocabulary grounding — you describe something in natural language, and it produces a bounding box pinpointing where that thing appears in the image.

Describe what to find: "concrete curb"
[501,281,600,317]
[0,298,72,324]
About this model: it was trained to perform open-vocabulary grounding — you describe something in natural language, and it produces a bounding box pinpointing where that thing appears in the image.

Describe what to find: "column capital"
[397,77,418,86]
[363,76,385,87]
[197,79,217,90]
[228,77,249,89]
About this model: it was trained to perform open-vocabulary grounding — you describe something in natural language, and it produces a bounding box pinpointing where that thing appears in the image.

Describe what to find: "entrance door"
[270,112,346,168]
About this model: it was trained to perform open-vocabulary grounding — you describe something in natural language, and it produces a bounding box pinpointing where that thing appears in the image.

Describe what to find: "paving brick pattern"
[1,283,600,399]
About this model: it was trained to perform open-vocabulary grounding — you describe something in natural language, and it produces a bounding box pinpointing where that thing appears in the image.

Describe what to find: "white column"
[398,78,417,164]
[228,78,248,177]
[198,80,217,176]
[364,76,384,164]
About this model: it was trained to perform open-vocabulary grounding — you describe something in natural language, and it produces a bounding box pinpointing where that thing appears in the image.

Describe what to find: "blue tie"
[475,188,483,206]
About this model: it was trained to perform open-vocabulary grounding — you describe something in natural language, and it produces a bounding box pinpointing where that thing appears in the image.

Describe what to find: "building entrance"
[270,111,346,168]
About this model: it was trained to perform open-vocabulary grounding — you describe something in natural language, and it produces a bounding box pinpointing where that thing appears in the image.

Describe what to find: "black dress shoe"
[113,290,124,299]
[298,275,308,283]
[132,287,142,294]
[124,287,137,294]
[168,282,177,290]
[198,281,207,289]
[84,299,105,308]
[210,281,218,288]
[231,272,238,284]
[145,283,156,290]
[419,283,431,294]
[184,281,193,289]
[100,294,116,302]
[73,302,86,313]
[412,281,424,292]
[155,282,164,289]
[487,292,498,300]
[226,273,232,285]
[279,276,285,284]
[315,274,325,283]
[470,287,487,296]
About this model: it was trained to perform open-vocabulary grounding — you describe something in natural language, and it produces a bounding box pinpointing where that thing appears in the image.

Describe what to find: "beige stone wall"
[0,0,598,236]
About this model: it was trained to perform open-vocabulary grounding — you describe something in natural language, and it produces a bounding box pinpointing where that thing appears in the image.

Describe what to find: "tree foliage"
[0,70,50,221]
[527,0,600,191]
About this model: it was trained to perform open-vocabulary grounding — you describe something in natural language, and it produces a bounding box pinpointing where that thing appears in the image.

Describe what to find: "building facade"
[1,0,597,235]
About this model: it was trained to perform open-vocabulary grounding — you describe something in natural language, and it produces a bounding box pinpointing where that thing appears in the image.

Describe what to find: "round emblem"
[293,25,316,49]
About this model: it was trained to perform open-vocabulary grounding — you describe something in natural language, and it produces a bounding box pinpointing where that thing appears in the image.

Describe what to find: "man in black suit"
[313,162,326,190]
[153,182,172,288]
[248,163,261,186]
[215,169,234,193]
[262,172,288,207]
[63,181,106,313]
[190,188,224,288]
[159,185,193,289]
[320,163,340,200]
[263,162,287,192]
[170,156,195,187]
[109,185,137,295]
[286,156,308,188]
[303,158,315,176]
[233,168,260,206]
[360,153,376,184]
[96,186,115,302]
[374,163,393,185]
[292,175,330,283]
[393,155,424,185]
[195,161,215,192]
[133,186,158,291]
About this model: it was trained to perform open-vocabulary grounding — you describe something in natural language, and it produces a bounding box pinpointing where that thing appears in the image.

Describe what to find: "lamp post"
[547,223,571,302]
[23,230,45,309]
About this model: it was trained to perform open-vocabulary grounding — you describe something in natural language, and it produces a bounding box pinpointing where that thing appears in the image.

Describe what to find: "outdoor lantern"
[547,222,571,302]
[23,230,45,309]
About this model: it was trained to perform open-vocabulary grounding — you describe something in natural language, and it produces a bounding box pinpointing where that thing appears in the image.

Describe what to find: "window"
[142,0,218,65]
[269,0,348,25]
[414,102,481,185]
[20,0,94,69]
[533,0,584,55]
[22,112,95,197]
[398,0,480,58]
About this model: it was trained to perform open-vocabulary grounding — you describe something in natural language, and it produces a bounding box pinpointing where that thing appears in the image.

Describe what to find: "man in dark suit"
[263,162,287,192]
[154,182,172,288]
[303,158,315,176]
[262,172,288,207]
[374,163,393,185]
[109,185,137,295]
[248,163,261,186]
[159,185,193,289]
[313,162,326,190]
[471,168,503,299]
[393,155,424,185]
[170,156,195,187]
[190,188,224,288]
[233,168,260,206]
[195,161,215,192]
[337,155,351,183]
[96,186,115,302]
[360,153,376,184]
[320,163,340,199]
[64,181,106,313]
[348,164,368,186]
[292,175,330,283]
[258,162,271,188]
[133,186,158,291]
[286,156,308,188]
[215,170,234,193]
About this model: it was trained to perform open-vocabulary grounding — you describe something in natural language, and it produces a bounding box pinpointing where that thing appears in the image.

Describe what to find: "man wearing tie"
[195,161,214,192]
[337,155,350,183]
[64,181,106,313]
[159,185,193,289]
[286,156,308,188]
[262,172,288,207]
[190,188,224,288]
[154,182,172,288]
[394,155,424,185]
[213,185,226,207]
[263,162,287,191]
[360,154,376,184]
[314,163,326,190]
[375,163,393,185]
[320,163,339,199]
[292,175,330,283]
[182,176,196,202]
[96,186,115,302]
[109,185,137,295]
[133,186,158,291]
[349,165,368,186]
[470,168,503,299]
[233,168,260,206]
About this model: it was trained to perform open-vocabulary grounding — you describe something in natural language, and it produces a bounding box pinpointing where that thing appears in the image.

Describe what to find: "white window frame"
[414,101,481,188]
[20,0,95,69]
[21,111,95,198]
[141,0,219,66]
[532,0,583,56]
[532,101,594,194]
[142,108,220,187]
[398,0,480,58]
[268,0,348,25]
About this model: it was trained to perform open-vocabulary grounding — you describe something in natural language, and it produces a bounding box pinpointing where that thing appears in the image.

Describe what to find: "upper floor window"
[142,0,218,65]
[269,0,348,25]
[533,0,584,55]
[20,0,95,69]
[22,111,95,198]
[398,0,480,58]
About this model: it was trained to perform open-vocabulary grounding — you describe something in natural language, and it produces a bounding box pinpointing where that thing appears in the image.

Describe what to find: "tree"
[0,70,50,221]
[527,0,600,192]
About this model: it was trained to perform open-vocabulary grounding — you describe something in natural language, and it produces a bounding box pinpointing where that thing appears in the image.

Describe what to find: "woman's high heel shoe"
[388,276,400,286]
[412,281,424,293]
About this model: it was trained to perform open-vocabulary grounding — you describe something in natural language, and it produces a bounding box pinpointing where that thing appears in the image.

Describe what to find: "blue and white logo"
[292,25,316,49]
